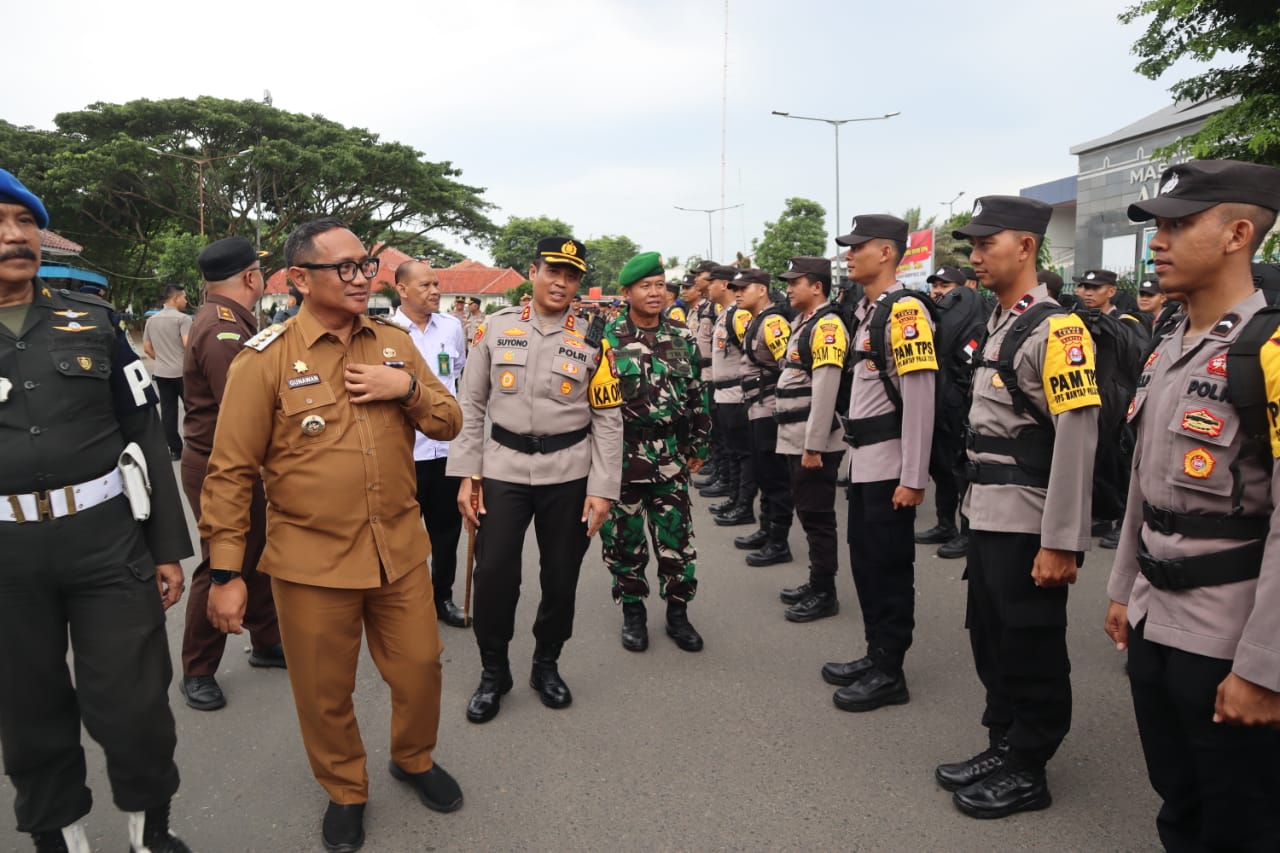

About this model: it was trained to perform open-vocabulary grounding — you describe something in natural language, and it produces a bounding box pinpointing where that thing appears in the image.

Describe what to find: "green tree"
[377,228,466,267]
[504,280,533,305]
[491,215,573,272]
[584,234,641,294]
[1121,1,1280,166]
[900,206,937,233]
[751,197,828,277]
[151,231,206,305]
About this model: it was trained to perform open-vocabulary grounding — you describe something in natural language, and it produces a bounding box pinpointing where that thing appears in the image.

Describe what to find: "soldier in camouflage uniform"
[601,252,713,653]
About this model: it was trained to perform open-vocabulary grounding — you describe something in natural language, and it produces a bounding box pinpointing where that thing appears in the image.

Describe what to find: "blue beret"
[0,169,49,229]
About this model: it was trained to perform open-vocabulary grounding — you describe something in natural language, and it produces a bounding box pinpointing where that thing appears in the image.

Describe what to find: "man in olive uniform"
[823,215,937,713]
[732,269,794,565]
[601,252,711,653]
[774,256,848,623]
[935,196,1099,819]
[1105,160,1280,851]
[0,170,194,853]
[449,237,623,724]
[178,237,284,713]
[709,264,756,526]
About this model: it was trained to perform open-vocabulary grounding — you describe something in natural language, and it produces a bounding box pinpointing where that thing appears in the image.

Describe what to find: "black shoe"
[620,601,648,652]
[714,505,755,526]
[734,527,768,550]
[1099,528,1121,550]
[699,480,731,498]
[389,760,464,812]
[935,740,1010,791]
[833,668,909,712]
[248,643,287,668]
[936,535,968,560]
[1090,518,1115,537]
[779,582,812,605]
[784,590,838,623]
[952,764,1051,819]
[693,467,720,488]
[530,649,572,709]
[746,541,792,567]
[665,602,703,652]
[915,524,958,545]
[821,656,875,686]
[321,802,365,853]
[435,599,469,628]
[179,675,226,711]
[709,497,737,514]
[32,825,86,853]
[129,803,191,853]
[465,666,513,724]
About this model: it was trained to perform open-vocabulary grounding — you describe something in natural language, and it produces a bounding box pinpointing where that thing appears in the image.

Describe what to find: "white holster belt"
[1,469,124,523]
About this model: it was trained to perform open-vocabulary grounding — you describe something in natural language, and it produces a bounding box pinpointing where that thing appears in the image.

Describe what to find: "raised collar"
[293,303,376,348]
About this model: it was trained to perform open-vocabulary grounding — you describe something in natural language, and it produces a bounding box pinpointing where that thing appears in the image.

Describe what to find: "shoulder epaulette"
[59,288,116,311]
[373,315,411,334]
[244,323,287,352]
[216,304,237,323]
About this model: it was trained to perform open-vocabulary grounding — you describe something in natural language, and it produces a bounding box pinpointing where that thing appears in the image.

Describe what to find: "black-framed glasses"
[296,257,380,282]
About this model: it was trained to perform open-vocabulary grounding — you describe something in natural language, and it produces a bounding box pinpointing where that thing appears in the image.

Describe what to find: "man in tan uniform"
[935,196,1099,820]
[1105,160,1280,850]
[200,218,464,853]
[709,264,756,526]
[449,236,623,724]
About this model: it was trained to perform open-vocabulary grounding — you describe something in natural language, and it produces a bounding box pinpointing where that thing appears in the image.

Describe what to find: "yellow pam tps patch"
[1042,315,1101,415]
[589,340,623,409]
[809,318,848,368]
[669,306,686,323]
[1261,336,1280,457]
[764,315,791,361]
[732,308,749,340]
[888,299,938,374]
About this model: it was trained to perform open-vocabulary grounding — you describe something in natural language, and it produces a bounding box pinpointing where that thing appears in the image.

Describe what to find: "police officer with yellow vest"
[935,196,1100,819]
[449,237,623,724]
[1105,160,1280,850]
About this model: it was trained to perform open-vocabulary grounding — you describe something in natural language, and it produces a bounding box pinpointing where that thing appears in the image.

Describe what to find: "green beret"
[618,252,664,287]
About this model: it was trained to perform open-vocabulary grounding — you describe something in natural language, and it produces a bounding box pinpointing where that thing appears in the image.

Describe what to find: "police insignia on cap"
[973,201,983,217]
[1161,173,1179,195]
[561,241,577,256]
[1085,272,1095,280]
[850,218,858,231]
[301,415,326,436]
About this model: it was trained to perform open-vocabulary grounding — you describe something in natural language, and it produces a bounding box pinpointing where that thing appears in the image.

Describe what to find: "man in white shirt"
[395,261,469,627]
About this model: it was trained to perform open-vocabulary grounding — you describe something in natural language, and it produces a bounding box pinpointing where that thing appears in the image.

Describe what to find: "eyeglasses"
[296,257,380,282]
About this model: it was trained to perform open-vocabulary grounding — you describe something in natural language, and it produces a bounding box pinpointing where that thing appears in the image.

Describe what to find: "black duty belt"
[699,357,712,368]
[774,407,811,424]
[840,412,901,449]
[624,421,678,442]
[965,461,1049,488]
[1136,540,1264,591]
[712,378,740,390]
[491,424,589,454]
[777,387,812,399]
[965,430,1054,471]
[1142,502,1270,541]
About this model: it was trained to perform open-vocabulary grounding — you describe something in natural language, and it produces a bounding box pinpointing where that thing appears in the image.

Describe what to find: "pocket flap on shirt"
[280,380,337,416]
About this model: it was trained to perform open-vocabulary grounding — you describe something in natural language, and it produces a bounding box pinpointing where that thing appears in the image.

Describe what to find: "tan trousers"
[271,564,442,803]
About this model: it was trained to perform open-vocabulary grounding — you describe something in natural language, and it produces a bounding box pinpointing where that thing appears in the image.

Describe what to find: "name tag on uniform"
[288,374,321,389]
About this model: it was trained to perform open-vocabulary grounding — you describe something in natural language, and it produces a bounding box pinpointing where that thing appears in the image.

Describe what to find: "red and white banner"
[896,229,934,292]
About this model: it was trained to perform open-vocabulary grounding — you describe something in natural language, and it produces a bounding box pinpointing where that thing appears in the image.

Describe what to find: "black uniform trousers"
[717,402,756,503]
[1127,620,1280,852]
[153,376,184,456]
[927,429,961,529]
[787,452,843,593]
[0,496,179,833]
[414,458,463,602]
[749,416,792,529]
[846,479,916,675]
[965,530,1071,768]
[472,477,590,659]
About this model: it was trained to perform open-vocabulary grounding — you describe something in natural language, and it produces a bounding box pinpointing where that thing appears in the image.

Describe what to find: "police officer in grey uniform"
[449,237,623,724]
[823,215,937,713]
[691,261,727,494]
[0,170,193,853]
[709,265,756,526]
[774,256,848,623]
[1105,160,1280,851]
[935,196,1100,819]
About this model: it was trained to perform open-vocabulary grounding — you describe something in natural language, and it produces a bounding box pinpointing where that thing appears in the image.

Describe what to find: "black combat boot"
[529,643,572,709]
[784,588,838,622]
[693,462,720,488]
[127,803,191,853]
[620,601,648,652]
[665,601,704,652]
[709,496,738,514]
[746,523,792,566]
[935,739,1010,791]
[714,499,755,526]
[936,533,968,559]
[779,580,812,605]
[832,649,909,712]
[466,649,513,724]
[820,653,875,686]
[915,522,958,544]
[952,760,1051,819]
[734,526,768,550]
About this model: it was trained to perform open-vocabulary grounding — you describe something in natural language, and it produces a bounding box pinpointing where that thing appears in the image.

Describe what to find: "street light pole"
[940,190,965,218]
[146,146,252,236]
[674,203,743,261]
[771,110,900,240]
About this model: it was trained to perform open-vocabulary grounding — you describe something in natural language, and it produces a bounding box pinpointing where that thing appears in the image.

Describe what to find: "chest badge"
[52,309,89,319]
[53,322,96,332]
[383,347,397,358]
[1183,447,1216,479]
[992,374,1005,388]
[301,415,326,436]
[76,356,93,371]
[293,360,309,374]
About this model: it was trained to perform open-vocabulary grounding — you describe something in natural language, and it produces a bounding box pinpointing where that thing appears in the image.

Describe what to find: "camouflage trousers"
[600,479,697,604]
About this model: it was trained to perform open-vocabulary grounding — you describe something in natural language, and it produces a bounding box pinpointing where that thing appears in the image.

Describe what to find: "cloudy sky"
[10,0,1212,265]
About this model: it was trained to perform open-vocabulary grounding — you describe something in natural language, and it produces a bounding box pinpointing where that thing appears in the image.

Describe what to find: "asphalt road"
[1,471,1162,852]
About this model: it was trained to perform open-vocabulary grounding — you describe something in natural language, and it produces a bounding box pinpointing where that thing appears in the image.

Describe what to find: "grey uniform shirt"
[695,300,718,381]
[962,284,1099,552]
[775,302,847,456]
[142,305,192,379]
[1108,290,1280,690]
[446,304,623,501]
[711,305,748,405]
[740,309,791,421]
[847,284,936,487]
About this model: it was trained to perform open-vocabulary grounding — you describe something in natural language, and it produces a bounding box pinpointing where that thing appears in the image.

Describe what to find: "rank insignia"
[1181,408,1224,438]
[1143,351,1159,371]
[383,347,397,358]
[560,380,573,395]
[1211,314,1240,337]
[216,305,236,322]
[1183,447,1216,479]
[520,306,531,322]
[1126,397,1137,419]
[301,415,326,436]
[565,314,576,332]
[1013,293,1035,314]
[52,309,89,319]
[561,362,580,375]
[499,370,516,389]
[502,351,515,362]
[293,360,309,374]
[76,356,93,370]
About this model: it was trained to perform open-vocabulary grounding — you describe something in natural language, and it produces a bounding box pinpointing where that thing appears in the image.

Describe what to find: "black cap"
[681,272,696,286]
[198,237,262,281]
[468,297,481,306]
[1128,159,1280,222]
[536,236,587,272]
[692,259,718,274]
[728,268,770,289]
[927,265,966,285]
[1139,278,1162,295]
[835,214,909,247]
[708,264,738,282]
[778,256,832,284]
[665,280,681,293]
[962,267,979,281]
[1072,269,1118,287]
[953,195,1052,239]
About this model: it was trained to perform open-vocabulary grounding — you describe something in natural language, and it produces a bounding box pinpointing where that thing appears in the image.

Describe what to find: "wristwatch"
[396,372,418,405]
[210,569,240,585]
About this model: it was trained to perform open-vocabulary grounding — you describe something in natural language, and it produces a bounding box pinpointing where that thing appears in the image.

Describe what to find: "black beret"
[1129,159,1280,221]
[836,214,909,247]
[198,237,261,281]
[1072,269,1118,287]
[953,196,1052,239]
[536,236,587,272]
